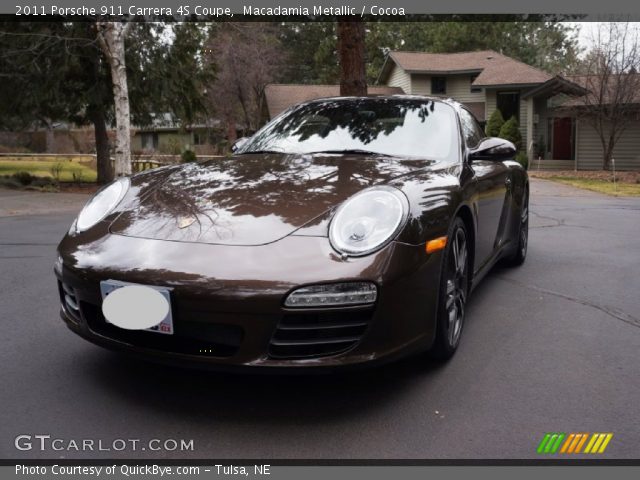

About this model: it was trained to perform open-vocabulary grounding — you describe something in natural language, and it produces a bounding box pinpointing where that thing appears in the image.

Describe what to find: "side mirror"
[468,137,516,162]
[231,137,249,153]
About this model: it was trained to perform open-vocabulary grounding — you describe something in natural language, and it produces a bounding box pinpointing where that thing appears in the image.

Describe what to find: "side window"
[459,108,484,148]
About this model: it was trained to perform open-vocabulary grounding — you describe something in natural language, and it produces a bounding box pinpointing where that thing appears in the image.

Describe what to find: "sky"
[572,22,640,52]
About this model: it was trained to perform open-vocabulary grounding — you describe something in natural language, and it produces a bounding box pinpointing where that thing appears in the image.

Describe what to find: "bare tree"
[337,20,367,96]
[575,22,640,170]
[206,23,283,144]
[96,21,133,177]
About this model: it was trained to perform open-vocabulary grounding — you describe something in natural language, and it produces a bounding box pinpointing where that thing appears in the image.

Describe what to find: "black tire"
[504,184,529,267]
[428,217,470,361]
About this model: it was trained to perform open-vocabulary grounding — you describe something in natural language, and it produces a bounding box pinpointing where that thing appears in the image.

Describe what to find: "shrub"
[31,176,55,187]
[11,171,35,185]
[0,145,32,154]
[498,116,523,151]
[485,109,505,137]
[50,162,64,182]
[515,151,529,170]
[72,170,84,183]
[181,149,197,163]
[24,175,58,192]
[0,175,21,189]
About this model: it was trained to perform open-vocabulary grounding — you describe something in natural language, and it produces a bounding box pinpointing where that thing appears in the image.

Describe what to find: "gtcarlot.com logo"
[14,434,194,452]
[537,432,613,454]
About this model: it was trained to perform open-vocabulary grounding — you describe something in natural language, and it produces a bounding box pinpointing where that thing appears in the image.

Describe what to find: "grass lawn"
[0,155,95,163]
[0,159,97,183]
[543,176,640,197]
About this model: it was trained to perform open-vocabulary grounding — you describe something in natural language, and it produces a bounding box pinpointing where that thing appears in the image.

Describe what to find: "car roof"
[298,94,464,111]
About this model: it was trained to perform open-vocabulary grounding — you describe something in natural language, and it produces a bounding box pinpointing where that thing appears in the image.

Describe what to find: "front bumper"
[56,232,442,370]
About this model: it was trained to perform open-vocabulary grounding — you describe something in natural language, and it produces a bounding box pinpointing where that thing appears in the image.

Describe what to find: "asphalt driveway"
[1,179,639,459]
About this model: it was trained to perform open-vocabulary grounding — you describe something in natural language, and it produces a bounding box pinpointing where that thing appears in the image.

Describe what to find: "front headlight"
[74,177,129,233]
[329,186,409,256]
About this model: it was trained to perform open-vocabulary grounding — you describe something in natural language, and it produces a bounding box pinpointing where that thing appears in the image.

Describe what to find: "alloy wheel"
[445,227,468,347]
[520,191,529,258]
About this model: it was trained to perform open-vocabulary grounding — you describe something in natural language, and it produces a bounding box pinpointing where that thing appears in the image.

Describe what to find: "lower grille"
[80,302,243,358]
[269,309,372,359]
[58,281,81,325]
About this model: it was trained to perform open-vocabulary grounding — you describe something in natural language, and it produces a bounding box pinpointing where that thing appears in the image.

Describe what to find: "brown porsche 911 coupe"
[55,96,529,370]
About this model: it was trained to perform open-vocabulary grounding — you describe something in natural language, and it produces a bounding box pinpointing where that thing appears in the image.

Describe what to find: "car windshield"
[239,98,459,160]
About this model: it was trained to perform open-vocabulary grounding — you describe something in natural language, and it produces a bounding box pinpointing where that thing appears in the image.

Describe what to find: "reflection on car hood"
[109,153,433,246]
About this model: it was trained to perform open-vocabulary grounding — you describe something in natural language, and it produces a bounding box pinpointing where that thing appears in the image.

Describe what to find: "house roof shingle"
[263,84,404,119]
[384,50,553,86]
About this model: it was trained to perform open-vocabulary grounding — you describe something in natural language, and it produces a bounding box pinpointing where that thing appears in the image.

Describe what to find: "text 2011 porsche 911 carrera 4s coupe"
[55,96,529,370]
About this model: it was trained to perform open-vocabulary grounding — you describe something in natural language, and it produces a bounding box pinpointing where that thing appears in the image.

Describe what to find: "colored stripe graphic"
[550,433,565,453]
[538,433,613,454]
[584,433,598,453]
[597,433,613,453]
[537,434,552,454]
[560,433,575,453]
[585,433,614,454]
[574,433,589,453]
[537,433,565,454]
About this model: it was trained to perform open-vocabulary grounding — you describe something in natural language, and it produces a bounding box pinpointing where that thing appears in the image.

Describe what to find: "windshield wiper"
[307,149,392,156]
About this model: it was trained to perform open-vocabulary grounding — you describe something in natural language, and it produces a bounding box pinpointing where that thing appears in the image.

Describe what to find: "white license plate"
[99,280,174,335]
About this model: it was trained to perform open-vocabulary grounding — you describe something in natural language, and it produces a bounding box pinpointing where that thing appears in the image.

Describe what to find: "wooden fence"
[0,152,225,173]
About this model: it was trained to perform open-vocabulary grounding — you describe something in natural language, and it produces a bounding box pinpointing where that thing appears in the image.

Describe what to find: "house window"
[470,74,482,93]
[193,131,214,145]
[431,76,446,95]
[497,92,520,122]
[140,132,158,150]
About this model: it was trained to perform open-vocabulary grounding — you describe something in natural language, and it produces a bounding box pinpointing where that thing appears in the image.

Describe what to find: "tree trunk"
[603,142,614,171]
[43,118,55,153]
[226,115,237,146]
[337,20,367,96]
[89,105,113,184]
[97,22,132,177]
[87,32,113,185]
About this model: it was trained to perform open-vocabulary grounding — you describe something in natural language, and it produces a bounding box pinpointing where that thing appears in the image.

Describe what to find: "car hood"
[109,153,433,246]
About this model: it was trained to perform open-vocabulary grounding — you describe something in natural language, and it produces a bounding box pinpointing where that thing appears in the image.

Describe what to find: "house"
[262,84,404,122]
[131,113,228,155]
[378,50,639,170]
[551,74,640,170]
[379,50,585,166]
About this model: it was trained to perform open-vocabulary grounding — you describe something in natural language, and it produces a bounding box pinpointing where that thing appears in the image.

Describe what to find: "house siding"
[132,131,192,153]
[519,96,528,149]
[386,65,411,94]
[383,63,545,150]
[411,75,485,102]
[410,74,431,96]
[486,89,497,122]
[576,119,640,170]
[444,76,486,105]
[409,74,486,119]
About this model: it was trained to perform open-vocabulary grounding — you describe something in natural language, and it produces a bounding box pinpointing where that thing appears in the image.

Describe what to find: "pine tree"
[485,109,505,137]
[498,116,523,151]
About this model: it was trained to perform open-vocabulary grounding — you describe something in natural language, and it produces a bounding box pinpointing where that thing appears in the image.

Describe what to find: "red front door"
[552,117,573,160]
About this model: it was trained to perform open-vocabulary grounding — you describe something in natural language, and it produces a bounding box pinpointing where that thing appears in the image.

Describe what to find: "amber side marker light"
[426,236,447,254]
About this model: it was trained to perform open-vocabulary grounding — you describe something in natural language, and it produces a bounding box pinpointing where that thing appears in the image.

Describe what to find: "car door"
[458,108,510,273]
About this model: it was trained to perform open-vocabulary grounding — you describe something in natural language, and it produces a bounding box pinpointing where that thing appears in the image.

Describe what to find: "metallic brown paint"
[55,97,528,370]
